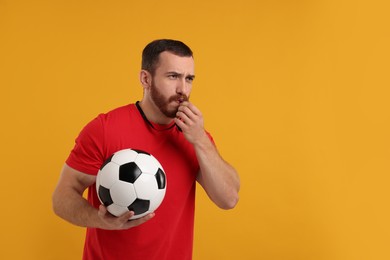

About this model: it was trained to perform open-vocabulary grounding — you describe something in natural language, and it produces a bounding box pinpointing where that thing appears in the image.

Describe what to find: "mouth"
[169,95,189,105]
[178,95,188,103]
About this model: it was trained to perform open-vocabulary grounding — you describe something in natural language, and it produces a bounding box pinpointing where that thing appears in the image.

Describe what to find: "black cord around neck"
[135,101,178,131]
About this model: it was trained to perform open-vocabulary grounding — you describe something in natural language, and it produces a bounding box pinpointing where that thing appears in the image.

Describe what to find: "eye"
[168,74,178,79]
[186,76,194,83]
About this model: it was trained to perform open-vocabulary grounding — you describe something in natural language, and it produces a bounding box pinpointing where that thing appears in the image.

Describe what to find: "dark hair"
[141,39,193,74]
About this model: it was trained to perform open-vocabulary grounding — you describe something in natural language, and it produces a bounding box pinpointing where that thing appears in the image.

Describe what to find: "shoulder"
[76,103,136,143]
[99,103,136,119]
[90,103,137,125]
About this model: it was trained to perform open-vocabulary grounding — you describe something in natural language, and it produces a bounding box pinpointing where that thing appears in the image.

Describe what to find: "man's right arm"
[52,164,155,230]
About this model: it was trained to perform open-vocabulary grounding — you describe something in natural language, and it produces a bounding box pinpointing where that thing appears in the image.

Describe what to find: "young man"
[52,39,240,260]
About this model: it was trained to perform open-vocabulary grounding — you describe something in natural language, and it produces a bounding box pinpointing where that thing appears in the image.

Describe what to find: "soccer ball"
[96,148,167,220]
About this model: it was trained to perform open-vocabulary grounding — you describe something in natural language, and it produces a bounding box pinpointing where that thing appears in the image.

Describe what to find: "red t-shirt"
[66,103,211,260]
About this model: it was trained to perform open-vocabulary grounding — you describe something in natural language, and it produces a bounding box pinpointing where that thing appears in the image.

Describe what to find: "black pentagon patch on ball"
[100,154,114,170]
[128,199,150,215]
[98,186,113,206]
[155,168,166,189]
[119,162,142,183]
[132,149,150,155]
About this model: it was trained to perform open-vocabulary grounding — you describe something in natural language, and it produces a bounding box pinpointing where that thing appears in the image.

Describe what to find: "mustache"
[168,94,189,103]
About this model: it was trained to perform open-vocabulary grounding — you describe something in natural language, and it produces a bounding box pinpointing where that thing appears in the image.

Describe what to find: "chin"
[160,106,178,119]
[166,111,178,119]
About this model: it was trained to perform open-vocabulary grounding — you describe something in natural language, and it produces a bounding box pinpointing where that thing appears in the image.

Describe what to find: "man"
[52,39,240,260]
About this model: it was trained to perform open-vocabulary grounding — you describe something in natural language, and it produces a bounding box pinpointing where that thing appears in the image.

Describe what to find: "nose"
[176,78,190,96]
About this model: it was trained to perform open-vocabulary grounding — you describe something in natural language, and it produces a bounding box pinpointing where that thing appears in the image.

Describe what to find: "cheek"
[151,81,171,100]
[160,81,177,95]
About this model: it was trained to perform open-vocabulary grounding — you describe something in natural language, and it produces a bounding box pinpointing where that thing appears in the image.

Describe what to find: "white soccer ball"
[96,149,167,219]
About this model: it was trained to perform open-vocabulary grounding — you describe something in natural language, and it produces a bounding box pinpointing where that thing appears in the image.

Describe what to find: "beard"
[150,81,189,118]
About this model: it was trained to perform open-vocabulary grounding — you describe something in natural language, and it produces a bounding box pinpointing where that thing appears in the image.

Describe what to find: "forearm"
[195,133,240,209]
[174,101,240,208]
[52,186,101,228]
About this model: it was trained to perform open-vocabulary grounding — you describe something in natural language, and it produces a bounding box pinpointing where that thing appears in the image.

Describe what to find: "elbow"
[218,192,239,210]
[215,181,240,210]
[226,194,240,210]
[52,195,59,216]
[220,180,240,210]
[52,191,62,217]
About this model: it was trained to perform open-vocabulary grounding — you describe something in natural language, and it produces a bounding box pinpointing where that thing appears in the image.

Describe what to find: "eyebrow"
[166,71,195,79]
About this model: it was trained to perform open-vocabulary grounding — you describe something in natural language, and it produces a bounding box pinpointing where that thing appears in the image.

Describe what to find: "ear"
[140,70,152,89]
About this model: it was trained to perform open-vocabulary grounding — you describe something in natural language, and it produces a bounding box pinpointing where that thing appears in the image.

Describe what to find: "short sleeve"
[66,115,105,175]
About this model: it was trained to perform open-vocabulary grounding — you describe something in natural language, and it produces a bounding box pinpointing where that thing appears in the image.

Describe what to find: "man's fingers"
[178,102,201,116]
[118,210,134,222]
[176,111,191,124]
[125,213,156,228]
[98,205,155,230]
[98,204,108,217]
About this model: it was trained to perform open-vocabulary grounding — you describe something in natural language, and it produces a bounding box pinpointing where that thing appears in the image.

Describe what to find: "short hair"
[141,39,193,74]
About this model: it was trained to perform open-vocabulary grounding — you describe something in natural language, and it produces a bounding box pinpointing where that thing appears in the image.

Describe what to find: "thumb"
[98,204,108,218]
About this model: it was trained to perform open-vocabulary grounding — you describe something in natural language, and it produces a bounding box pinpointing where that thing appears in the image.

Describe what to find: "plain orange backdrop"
[0,0,389,259]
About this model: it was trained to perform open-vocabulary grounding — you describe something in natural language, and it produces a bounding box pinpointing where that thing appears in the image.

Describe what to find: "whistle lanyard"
[135,101,178,131]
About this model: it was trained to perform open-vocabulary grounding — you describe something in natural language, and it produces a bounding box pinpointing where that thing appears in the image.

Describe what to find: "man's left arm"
[175,102,240,209]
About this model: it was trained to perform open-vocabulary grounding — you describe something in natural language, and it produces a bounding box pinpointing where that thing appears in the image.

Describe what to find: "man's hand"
[52,164,155,230]
[174,101,207,144]
[97,205,155,230]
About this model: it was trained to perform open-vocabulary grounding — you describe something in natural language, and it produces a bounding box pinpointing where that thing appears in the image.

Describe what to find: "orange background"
[1,0,389,259]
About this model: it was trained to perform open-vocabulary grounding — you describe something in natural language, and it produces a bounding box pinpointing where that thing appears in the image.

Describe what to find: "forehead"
[155,51,194,74]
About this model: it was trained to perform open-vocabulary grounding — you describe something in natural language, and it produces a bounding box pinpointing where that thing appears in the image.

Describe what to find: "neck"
[138,99,173,125]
